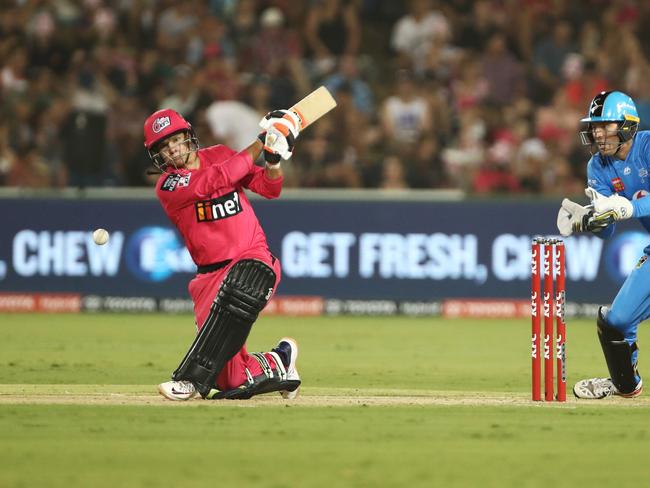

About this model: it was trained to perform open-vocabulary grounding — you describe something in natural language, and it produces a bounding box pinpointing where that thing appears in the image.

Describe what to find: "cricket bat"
[289,86,337,130]
[262,86,337,149]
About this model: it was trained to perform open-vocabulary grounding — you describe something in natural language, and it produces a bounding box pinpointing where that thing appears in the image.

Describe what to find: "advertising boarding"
[0,195,646,315]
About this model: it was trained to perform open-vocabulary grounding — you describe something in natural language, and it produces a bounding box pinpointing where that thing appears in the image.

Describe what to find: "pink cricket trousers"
[187,247,281,391]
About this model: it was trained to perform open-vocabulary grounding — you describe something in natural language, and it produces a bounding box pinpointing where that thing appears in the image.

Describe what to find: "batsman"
[557,90,650,399]
[144,107,302,401]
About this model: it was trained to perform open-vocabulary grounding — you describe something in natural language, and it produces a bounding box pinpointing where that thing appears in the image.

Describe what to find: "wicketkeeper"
[144,107,302,400]
[557,90,648,399]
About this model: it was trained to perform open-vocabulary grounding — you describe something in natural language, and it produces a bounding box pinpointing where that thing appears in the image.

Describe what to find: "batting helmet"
[580,91,640,146]
[143,109,193,149]
[143,109,199,170]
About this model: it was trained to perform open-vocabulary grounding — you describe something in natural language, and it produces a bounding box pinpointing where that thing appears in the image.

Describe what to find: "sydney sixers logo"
[152,116,171,133]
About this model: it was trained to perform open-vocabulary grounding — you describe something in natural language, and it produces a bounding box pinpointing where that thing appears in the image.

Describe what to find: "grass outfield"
[1,313,649,487]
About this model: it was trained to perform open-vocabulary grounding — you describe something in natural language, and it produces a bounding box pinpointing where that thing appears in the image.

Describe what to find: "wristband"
[265,160,281,169]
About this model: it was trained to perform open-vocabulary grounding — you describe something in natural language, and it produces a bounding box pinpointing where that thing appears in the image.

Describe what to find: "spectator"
[451,54,489,114]
[632,67,650,132]
[204,78,270,151]
[455,0,506,53]
[158,65,201,117]
[305,0,361,76]
[228,0,258,60]
[294,120,359,188]
[390,0,451,71]
[532,20,576,104]
[107,93,149,186]
[380,70,432,148]
[34,98,68,187]
[249,7,309,107]
[480,32,526,105]
[1,48,29,95]
[0,0,647,194]
[202,44,242,103]
[562,57,610,110]
[472,139,521,194]
[156,2,200,55]
[322,55,374,116]
[186,15,235,67]
[60,56,116,187]
[442,106,487,190]
[6,145,50,188]
[0,125,16,186]
[380,155,409,189]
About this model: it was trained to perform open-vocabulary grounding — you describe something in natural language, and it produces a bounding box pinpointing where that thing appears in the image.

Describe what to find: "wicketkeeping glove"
[557,198,591,236]
[585,187,634,221]
[556,197,616,236]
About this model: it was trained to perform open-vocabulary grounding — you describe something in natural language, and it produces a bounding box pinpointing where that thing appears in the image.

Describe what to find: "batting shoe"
[273,337,301,399]
[158,380,198,401]
[573,377,643,399]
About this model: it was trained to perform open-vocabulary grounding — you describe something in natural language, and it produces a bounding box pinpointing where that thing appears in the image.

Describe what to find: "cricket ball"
[93,228,110,245]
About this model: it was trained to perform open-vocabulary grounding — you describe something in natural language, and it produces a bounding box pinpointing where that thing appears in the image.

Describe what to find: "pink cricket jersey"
[155,144,283,266]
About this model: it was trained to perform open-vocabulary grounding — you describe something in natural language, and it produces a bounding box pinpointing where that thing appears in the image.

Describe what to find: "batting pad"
[172,259,276,398]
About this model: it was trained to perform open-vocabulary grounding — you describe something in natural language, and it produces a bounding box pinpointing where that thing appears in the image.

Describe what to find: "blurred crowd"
[1,0,650,194]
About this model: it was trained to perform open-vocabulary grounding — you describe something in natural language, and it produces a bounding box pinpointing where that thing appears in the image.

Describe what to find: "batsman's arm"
[252,133,284,181]
[245,137,264,163]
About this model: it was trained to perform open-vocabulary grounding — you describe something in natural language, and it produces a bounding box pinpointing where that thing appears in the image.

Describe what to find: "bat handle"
[266,133,277,146]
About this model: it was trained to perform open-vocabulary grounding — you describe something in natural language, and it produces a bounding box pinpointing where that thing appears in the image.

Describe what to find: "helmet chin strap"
[183,150,192,167]
[593,141,624,159]
[592,126,627,158]
[163,144,196,169]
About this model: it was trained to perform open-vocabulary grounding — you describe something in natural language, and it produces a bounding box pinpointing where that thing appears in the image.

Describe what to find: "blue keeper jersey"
[587,130,650,236]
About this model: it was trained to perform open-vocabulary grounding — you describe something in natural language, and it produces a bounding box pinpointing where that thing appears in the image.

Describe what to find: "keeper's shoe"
[158,380,198,401]
[274,337,301,399]
[573,377,643,399]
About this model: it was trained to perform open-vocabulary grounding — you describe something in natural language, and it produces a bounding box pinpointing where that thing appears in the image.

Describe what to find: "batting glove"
[261,127,295,161]
[259,109,302,140]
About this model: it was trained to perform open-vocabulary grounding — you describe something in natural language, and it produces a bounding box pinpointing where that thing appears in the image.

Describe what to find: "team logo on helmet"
[590,99,602,115]
[152,116,171,133]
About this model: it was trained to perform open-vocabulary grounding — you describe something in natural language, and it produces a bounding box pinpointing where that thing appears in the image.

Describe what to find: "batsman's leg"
[171,259,276,398]
[206,337,300,400]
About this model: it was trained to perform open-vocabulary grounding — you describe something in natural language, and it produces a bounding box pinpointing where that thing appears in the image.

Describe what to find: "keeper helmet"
[143,109,199,171]
[579,91,640,146]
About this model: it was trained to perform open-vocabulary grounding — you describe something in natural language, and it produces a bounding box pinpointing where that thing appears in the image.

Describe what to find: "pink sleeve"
[217,150,254,189]
[241,165,283,199]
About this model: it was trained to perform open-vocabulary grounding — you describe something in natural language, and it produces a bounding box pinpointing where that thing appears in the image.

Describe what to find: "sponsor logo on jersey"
[160,173,191,192]
[624,166,631,175]
[152,116,171,133]
[640,169,648,178]
[195,191,242,222]
[612,177,625,192]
